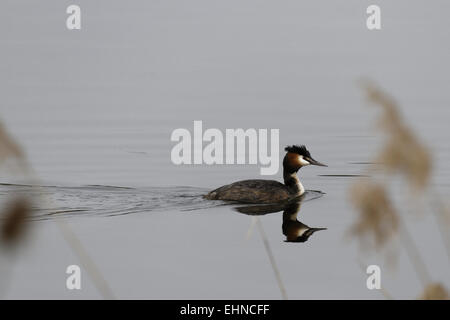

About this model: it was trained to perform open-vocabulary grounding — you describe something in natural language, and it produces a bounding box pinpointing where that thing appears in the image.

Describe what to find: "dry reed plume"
[1,197,31,247]
[420,283,449,300]
[349,80,449,300]
[0,123,31,248]
[349,179,398,250]
[0,123,23,161]
[0,123,28,173]
[364,83,432,191]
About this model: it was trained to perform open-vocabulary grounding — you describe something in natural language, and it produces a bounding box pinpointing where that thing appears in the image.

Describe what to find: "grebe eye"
[298,156,310,166]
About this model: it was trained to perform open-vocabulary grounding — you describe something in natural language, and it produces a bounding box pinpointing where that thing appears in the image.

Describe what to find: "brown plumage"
[205,179,291,204]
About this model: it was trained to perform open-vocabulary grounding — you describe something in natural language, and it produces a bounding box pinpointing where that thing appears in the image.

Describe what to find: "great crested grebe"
[204,145,327,204]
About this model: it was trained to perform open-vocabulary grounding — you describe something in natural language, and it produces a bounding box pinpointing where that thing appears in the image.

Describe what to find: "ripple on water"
[0,183,326,221]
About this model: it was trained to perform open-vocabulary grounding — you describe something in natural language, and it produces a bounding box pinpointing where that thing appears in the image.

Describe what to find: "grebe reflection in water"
[235,195,327,243]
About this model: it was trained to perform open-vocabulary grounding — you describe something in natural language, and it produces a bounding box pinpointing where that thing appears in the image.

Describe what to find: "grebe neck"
[283,169,305,196]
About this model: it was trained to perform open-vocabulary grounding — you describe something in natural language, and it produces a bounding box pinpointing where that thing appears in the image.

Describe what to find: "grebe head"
[283,145,327,172]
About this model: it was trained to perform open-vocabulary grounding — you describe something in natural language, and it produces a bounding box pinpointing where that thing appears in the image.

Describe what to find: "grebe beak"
[308,157,327,167]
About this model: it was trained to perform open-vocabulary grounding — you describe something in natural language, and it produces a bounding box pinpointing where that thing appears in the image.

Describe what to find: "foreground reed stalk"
[356,257,393,300]
[398,222,431,287]
[428,188,450,264]
[57,219,116,299]
[255,218,288,300]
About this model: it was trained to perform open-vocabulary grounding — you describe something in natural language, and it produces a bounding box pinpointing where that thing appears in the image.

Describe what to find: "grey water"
[0,1,450,299]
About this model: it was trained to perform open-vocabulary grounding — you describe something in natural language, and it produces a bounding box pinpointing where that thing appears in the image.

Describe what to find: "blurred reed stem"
[428,188,450,263]
[398,220,431,287]
[246,216,257,240]
[29,180,117,299]
[255,218,288,300]
[356,256,393,300]
[57,219,116,299]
